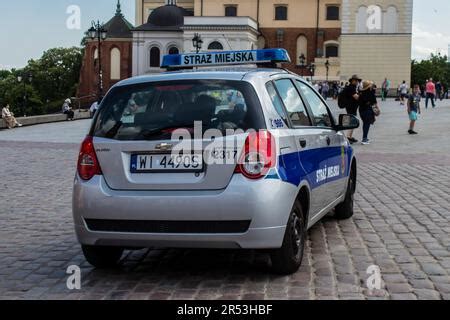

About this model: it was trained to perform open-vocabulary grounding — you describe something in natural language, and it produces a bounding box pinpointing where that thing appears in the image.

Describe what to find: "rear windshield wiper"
[138,123,197,139]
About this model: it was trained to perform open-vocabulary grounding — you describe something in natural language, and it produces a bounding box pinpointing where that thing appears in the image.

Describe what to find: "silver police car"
[73,49,359,274]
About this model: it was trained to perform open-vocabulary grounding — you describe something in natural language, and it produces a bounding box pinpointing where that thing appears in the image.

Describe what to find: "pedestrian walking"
[1,104,22,129]
[425,79,436,109]
[381,78,391,101]
[358,80,378,145]
[399,81,408,105]
[62,98,75,121]
[322,82,329,100]
[314,82,320,92]
[338,74,361,144]
[435,80,443,101]
[407,84,422,135]
[332,82,339,99]
[420,83,426,98]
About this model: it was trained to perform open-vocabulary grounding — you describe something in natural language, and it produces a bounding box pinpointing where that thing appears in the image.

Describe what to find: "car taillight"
[77,136,102,181]
[235,131,276,180]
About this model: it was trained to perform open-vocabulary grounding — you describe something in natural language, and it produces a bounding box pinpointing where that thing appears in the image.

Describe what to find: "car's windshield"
[93,80,265,140]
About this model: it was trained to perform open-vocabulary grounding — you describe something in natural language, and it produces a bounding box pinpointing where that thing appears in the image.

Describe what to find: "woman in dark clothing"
[358,80,378,145]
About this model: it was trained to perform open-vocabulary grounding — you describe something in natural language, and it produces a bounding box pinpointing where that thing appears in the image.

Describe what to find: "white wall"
[133,31,184,75]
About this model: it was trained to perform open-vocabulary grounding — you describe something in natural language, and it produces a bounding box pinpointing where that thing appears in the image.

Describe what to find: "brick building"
[77,1,134,105]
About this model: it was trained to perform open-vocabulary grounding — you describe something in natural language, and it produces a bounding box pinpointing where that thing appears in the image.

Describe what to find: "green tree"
[411,53,450,89]
[0,47,82,116]
[28,47,83,108]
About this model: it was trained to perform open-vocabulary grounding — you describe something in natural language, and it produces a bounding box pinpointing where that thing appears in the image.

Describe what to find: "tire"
[270,200,306,275]
[334,164,356,220]
[82,245,124,269]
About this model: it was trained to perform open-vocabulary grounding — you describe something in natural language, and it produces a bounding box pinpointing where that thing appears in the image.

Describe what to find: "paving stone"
[421,263,447,276]
[385,283,413,293]
[413,289,442,300]
[390,293,417,300]
[1,101,450,300]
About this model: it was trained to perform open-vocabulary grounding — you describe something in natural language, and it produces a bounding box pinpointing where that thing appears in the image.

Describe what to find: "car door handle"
[326,136,331,146]
[299,139,307,148]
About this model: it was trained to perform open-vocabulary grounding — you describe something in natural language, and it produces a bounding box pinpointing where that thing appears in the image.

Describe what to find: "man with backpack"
[338,74,361,144]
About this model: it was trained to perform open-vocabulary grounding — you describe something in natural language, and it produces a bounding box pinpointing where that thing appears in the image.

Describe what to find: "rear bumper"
[72,174,298,249]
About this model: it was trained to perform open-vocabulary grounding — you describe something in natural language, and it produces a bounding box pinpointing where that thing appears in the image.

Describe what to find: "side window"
[266,82,287,123]
[274,79,311,127]
[296,81,333,128]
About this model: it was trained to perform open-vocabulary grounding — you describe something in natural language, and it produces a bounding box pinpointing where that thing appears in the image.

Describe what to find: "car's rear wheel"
[334,164,356,220]
[82,245,124,269]
[270,200,306,275]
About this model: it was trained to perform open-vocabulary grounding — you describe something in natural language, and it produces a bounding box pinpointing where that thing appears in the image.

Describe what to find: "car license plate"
[131,154,203,173]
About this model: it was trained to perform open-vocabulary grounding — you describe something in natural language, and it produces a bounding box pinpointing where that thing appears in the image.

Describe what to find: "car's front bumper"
[72,174,298,249]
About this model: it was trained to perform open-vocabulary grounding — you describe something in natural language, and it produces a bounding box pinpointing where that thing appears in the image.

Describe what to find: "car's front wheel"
[270,200,306,275]
[82,245,124,269]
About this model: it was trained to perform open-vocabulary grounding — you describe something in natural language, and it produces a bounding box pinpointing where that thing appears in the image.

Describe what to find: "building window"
[225,5,237,17]
[296,35,308,64]
[150,47,160,67]
[275,5,288,20]
[384,6,398,33]
[110,48,121,80]
[168,46,179,55]
[356,6,368,33]
[326,5,340,20]
[208,41,224,50]
[325,44,339,58]
[276,29,284,43]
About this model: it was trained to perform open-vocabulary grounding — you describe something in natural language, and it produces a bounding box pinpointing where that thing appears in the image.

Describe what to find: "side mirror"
[335,114,360,131]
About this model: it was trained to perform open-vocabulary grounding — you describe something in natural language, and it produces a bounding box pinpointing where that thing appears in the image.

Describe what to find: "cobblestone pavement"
[0,100,449,300]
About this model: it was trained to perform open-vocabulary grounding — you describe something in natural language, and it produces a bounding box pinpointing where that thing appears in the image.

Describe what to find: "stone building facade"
[340,0,413,88]
[139,0,412,85]
[77,0,413,101]
[135,0,344,80]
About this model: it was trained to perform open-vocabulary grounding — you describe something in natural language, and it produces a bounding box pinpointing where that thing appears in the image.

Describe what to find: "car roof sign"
[161,48,291,69]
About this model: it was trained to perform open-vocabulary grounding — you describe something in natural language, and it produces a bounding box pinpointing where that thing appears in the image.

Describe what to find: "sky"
[0,0,449,69]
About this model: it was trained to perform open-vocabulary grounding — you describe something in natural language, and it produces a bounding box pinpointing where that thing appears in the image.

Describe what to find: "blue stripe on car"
[269,146,353,189]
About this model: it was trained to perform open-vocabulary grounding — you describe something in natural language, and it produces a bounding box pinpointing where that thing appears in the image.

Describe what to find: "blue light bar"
[161,48,291,69]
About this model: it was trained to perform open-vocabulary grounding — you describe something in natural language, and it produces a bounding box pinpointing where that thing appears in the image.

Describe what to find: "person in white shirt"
[399,81,409,105]
[90,98,102,118]
[1,104,22,129]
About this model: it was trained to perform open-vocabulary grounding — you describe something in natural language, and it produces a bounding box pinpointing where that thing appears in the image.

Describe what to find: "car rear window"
[92,80,266,141]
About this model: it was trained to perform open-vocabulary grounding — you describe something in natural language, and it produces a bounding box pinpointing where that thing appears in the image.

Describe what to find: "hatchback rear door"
[91,79,266,191]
